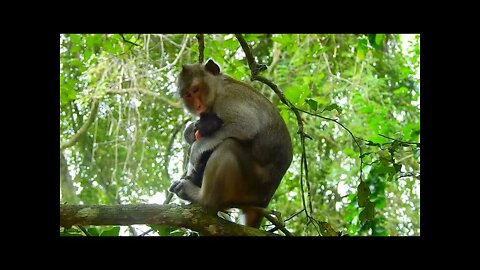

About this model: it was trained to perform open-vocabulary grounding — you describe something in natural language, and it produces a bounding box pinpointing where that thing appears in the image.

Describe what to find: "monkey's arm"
[189,107,261,165]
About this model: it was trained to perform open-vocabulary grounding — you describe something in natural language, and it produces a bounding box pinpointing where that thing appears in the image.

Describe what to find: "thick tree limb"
[60,204,274,236]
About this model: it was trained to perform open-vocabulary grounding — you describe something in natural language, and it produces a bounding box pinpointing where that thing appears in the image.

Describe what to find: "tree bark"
[60,204,275,236]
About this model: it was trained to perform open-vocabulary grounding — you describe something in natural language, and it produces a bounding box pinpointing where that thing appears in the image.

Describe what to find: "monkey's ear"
[205,59,220,75]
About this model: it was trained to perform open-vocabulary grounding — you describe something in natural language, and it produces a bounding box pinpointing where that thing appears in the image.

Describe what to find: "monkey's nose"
[196,105,206,114]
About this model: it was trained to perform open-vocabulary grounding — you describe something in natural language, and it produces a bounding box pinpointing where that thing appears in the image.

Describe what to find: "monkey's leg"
[243,208,265,229]
[240,206,293,236]
[197,138,256,210]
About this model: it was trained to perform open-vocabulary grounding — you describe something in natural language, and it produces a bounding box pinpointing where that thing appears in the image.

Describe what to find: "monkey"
[183,112,224,188]
[169,59,293,228]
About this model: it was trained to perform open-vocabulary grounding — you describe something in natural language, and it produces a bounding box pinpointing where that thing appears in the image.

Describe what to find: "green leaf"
[67,89,77,101]
[367,135,388,144]
[359,105,373,113]
[60,88,69,105]
[104,39,114,53]
[305,98,318,111]
[393,163,402,173]
[100,226,120,236]
[372,226,388,236]
[86,227,100,236]
[280,108,290,125]
[372,163,396,176]
[60,227,83,236]
[375,34,385,46]
[86,34,103,49]
[323,103,342,114]
[378,149,391,164]
[356,38,368,61]
[414,147,420,159]
[70,44,81,54]
[394,86,409,95]
[319,221,338,236]
[272,34,292,46]
[374,196,386,209]
[70,59,83,67]
[357,181,371,207]
[359,201,375,223]
[149,225,175,236]
[284,86,302,104]
[83,50,92,61]
[344,148,357,158]
[323,82,333,93]
[86,35,96,48]
[402,126,413,141]
[70,34,82,44]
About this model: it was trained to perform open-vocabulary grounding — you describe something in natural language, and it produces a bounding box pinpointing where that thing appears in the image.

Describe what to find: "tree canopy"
[60,34,420,236]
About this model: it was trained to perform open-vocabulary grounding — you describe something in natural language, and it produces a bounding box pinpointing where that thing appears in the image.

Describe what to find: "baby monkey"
[183,112,224,187]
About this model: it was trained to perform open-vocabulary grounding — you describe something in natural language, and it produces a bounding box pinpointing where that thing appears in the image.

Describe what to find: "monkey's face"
[178,61,221,116]
[181,78,209,115]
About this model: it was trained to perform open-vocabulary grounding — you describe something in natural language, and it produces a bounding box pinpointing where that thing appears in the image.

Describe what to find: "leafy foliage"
[60,34,420,236]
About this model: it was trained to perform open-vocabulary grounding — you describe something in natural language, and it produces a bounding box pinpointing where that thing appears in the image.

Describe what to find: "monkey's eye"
[184,93,192,98]
[192,87,199,93]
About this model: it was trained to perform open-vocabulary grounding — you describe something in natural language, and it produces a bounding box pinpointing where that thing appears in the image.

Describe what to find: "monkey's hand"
[183,122,197,145]
[169,178,200,202]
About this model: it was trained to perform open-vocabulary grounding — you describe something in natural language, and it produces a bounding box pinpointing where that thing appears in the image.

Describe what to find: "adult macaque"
[169,59,293,228]
[183,112,224,187]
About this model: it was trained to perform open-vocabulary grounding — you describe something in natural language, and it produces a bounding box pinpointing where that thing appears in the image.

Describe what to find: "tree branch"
[234,34,344,236]
[60,204,275,236]
[196,34,204,63]
[60,99,99,151]
[379,134,420,147]
[235,33,315,222]
[119,34,140,47]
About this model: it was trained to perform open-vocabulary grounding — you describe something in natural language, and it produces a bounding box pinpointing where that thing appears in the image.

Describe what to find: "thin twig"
[139,228,154,236]
[379,134,420,147]
[119,34,141,47]
[284,209,305,222]
[76,225,91,236]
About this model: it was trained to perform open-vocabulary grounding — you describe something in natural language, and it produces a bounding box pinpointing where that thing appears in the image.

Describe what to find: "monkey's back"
[219,75,293,188]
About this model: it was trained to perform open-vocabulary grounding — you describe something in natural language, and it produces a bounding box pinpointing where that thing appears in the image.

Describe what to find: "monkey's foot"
[168,179,199,202]
[168,179,185,195]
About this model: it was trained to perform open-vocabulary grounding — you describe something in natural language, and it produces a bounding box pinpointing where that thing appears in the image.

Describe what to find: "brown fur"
[170,60,293,228]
